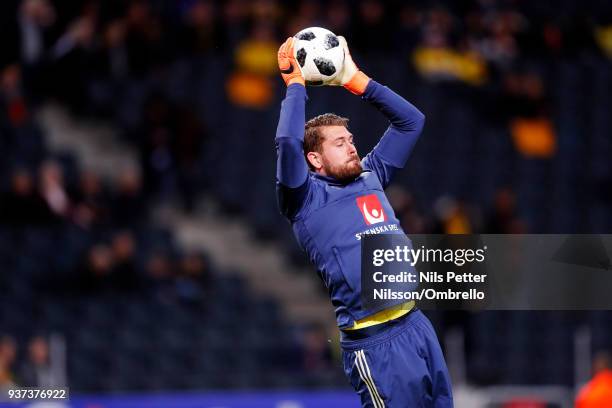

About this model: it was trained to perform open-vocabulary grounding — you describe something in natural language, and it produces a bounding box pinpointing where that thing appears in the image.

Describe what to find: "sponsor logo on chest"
[356,194,387,225]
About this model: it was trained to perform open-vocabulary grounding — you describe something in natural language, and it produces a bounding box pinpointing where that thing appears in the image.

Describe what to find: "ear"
[306,151,323,171]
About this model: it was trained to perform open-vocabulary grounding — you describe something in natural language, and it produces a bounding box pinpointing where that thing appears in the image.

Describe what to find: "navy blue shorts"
[341,310,453,408]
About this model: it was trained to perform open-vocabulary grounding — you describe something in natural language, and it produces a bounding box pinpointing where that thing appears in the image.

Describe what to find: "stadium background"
[0,0,611,406]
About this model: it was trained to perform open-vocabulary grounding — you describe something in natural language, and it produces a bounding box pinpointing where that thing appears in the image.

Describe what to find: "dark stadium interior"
[1,0,612,399]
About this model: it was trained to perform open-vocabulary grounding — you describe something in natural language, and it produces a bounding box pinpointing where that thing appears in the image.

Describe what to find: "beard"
[322,156,363,182]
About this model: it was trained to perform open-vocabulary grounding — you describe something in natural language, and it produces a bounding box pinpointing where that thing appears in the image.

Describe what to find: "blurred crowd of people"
[0,163,213,299]
[0,335,65,395]
[2,0,610,208]
[0,163,145,229]
[4,0,610,298]
[5,1,581,332]
[2,0,610,110]
[0,2,216,307]
[387,184,526,234]
[0,0,610,393]
[0,153,212,303]
[67,238,212,304]
[2,0,609,212]
[3,0,609,83]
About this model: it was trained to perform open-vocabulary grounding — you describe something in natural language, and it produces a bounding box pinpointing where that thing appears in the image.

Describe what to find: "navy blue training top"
[275,80,425,329]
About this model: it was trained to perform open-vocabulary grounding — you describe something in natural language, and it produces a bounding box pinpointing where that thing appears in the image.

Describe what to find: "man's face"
[313,126,362,181]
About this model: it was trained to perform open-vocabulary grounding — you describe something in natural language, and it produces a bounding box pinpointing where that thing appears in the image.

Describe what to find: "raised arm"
[361,81,425,188]
[275,38,311,219]
[330,36,425,188]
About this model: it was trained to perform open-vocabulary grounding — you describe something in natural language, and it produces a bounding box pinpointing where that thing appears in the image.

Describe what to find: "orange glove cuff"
[344,71,370,95]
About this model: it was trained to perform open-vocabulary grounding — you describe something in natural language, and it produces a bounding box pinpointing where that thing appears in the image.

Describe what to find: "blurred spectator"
[110,230,140,292]
[433,196,474,234]
[49,7,97,111]
[502,71,548,119]
[396,5,422,54]
[19,0,56,63]
[251,0,280,23]
[175,252,211,302]
[286,0,321,38]
[137,93,178,197]
[234,21,277,76]
[145,251,175,302]
[0,0,57,70]
[353,0,392,54]
[412,45,487,86]
[130,92,207,210]
[86,19,128,116]
[386,186,427,234]
[96,20,129,80]
[39,160,70,219]
[475,9,523,66]
[1,64,29,128]
[53,5,97,59]
[112,167,146,227]
[177,0,219,57]
[324,0,351,36]
[18,336,64,387]
[412,5,488,86]
[71,170,109,228]
[220,0,249,51]
[0,167,56,226]
[576,351,612,408]
[123,0,168,76]
[227,22,276,108]
[506,73,555,158]
[485,188,527,233]
[0,336,17,392]
[76,244,116,294]
[1,64,46,164]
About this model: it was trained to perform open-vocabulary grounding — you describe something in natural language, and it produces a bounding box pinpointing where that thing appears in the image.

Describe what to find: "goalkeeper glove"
[328,36,370,95]
[277,37,305,87]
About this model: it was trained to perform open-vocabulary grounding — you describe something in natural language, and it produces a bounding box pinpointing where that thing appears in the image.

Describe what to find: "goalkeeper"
[275,36,453,408]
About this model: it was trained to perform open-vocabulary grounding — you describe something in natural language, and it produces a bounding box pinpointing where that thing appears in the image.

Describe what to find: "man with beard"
[275,36,453,408]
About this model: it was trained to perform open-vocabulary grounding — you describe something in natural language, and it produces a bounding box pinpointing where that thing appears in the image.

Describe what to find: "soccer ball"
[293,27,345,86]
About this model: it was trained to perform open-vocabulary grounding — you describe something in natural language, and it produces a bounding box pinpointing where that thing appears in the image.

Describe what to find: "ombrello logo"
[356,194,386,225]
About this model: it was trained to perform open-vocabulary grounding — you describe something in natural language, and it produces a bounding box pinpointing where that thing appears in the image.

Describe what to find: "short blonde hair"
[304,113,349,170]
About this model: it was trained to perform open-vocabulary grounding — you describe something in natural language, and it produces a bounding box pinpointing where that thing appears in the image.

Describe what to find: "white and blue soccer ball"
[293,27,345,86]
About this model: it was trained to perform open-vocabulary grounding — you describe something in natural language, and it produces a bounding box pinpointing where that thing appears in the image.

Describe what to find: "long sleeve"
[275,83,311,219]
[361,80,425,188]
